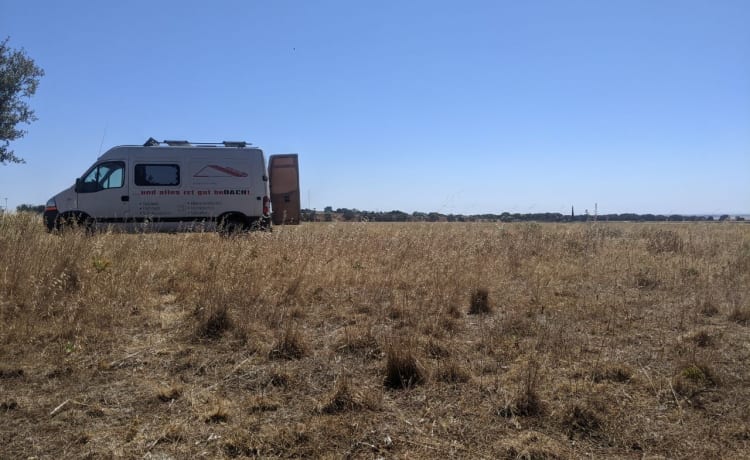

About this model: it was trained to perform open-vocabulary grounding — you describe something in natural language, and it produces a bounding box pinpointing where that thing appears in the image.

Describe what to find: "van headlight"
[45,198,57,212]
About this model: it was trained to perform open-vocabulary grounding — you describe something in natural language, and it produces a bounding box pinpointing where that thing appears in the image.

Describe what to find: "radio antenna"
[98,123,108,155]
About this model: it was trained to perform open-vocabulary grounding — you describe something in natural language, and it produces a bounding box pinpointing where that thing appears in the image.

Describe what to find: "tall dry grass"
[1,213,749,458]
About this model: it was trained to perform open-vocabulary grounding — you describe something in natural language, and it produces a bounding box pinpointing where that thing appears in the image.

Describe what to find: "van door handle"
[121,196,129,202]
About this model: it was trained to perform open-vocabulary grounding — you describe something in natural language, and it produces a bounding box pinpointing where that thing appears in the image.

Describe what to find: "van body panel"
[268,154,301,225]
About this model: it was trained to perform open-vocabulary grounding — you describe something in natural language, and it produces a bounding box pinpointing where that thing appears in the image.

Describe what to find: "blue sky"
[2,0,748,215]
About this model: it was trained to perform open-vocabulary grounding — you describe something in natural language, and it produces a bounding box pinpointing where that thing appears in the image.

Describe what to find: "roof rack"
[143,138,252,148]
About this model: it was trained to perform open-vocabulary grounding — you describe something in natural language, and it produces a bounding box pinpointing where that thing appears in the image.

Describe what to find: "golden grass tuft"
[319,376,381,414]
[194,305,232,340]
[0,368,24,379]
[561,401,604,438]
[425,339,451,359]
[222,436,259,458]
[673,361,719,399]
[156,384,183,402]
[589,362,633,383]
[499,431,568,459]
[246,395,279,414]
[499,358,545,417]
[700,299,719,316]
[334,325,381,358]
[689,330,714,348]
[269,324,308,360]
[468,288,492,315]
[204,400,230,424]
[644,228,684,254]
[434,359,471,384]
[157,423,186,444]
[0,400,18,412]
[728,306,750,325]
[384,340,427,389]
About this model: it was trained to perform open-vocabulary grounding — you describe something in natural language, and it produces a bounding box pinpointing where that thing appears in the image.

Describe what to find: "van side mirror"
[75,178,82,193]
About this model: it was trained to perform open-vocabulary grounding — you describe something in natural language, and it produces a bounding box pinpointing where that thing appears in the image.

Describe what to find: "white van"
[44,138,273,233]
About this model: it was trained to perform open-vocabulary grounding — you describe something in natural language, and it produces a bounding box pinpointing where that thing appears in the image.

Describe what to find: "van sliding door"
[268,154,300,225]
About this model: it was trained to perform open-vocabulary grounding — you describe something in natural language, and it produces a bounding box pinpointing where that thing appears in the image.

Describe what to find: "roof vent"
[164,140,191,146]
[143,137,160,147]
[222,141,248,148]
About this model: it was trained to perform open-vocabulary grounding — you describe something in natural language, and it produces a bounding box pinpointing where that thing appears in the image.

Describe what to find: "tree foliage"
[0,37,44,165]
[16,204,45,213]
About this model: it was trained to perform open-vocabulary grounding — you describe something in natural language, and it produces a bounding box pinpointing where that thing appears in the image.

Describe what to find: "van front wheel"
[56,212,94,233]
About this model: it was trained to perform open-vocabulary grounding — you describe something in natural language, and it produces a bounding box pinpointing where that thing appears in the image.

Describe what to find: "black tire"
[259,217,272,232]
[218,215,247,236]
[56,213,94,234]
[248,217,272,232]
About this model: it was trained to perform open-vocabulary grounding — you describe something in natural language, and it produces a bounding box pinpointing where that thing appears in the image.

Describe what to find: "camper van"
[43,138,293,233]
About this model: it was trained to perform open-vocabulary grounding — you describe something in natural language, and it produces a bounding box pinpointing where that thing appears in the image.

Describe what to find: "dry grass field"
[1,213,749,459]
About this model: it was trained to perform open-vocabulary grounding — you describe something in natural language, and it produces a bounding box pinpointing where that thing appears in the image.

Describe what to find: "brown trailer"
[268,154,301,225]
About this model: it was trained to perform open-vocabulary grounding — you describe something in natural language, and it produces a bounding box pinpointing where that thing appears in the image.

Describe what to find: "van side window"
[135,164,180,186]
[80,161,125,193]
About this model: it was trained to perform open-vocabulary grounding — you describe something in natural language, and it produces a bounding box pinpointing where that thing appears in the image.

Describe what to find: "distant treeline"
[9,204,744,223]
[302,208,745,223]
[14,204,45,213]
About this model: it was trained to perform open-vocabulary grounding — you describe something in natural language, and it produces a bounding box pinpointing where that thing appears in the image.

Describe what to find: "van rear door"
[268,154,300,225]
